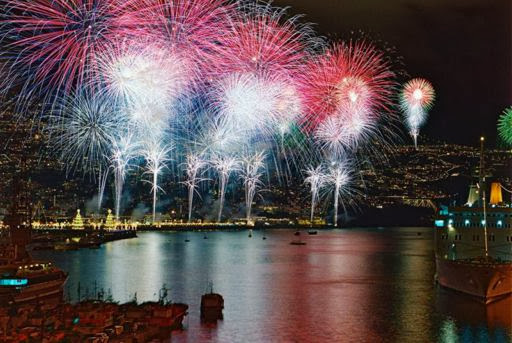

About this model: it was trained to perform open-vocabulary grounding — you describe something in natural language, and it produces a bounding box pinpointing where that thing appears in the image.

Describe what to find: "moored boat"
[0,232,68,307]
[201,292,224,321]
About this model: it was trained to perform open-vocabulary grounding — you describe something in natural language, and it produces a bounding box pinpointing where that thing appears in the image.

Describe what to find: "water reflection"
[436,288,512,342]
[32,228,511,342]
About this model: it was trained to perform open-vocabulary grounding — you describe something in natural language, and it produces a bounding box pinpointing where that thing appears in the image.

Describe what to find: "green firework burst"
[498,107,512,146]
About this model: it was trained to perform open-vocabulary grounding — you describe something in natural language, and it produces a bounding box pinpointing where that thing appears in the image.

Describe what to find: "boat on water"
[0,228,68,307]
[200,284,224,321]
[434,137,512,303]
[0,156,68,307]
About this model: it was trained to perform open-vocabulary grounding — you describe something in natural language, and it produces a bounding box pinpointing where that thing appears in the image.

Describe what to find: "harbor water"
[32,228,512,342]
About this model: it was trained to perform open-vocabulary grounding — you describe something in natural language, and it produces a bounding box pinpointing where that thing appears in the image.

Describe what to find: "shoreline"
[30,224,433,233]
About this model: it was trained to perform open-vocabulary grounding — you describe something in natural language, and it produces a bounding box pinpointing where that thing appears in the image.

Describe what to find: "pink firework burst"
[400,78,435,149]
[133,0,235,75]
[400,78,435,110]
[2,0,148,93]
[300,41,396,132]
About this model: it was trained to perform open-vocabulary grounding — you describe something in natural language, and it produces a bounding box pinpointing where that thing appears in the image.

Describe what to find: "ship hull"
[436,257,512,303]
[0,277,67,306]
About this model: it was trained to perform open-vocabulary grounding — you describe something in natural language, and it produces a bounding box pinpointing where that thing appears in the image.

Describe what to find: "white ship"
[434,138,512,303]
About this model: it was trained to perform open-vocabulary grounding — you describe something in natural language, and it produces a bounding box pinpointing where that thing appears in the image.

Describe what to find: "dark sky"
[275,0,512,146]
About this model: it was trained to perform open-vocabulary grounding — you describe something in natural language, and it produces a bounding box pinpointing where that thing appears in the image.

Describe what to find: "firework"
[304,165,325,226]
[134,0,234,75]
[400,78,435,149]
[301,42,395,155]
[208,2,316,77]
[212,155,240,222]
[205,2,311,156]
[1,0,146,94]
[48,92,125,212]
[241,151,266,222]
[498,107,512,146]
[182,153,209,222]
[325,160,353,227]
[209,72,303,156]
[142,139,173,223]
[97,167,109,214]
[49,92,122,171]
[110,133,138,220]
[98,43,192,108]
[0,0,405,227]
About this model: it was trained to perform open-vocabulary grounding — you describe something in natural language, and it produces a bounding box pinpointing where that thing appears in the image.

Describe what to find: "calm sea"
[32,228,512,342]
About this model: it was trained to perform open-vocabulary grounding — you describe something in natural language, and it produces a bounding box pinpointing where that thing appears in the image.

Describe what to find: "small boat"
[184,239,190,242]
[262,236,266,240]
[203,235,208,240]
[294,231,300,236]
[54,242,79,251]
[308,230,318,235]
[248,229,253,238]
[201,284,224,321]
[290,241,306,245]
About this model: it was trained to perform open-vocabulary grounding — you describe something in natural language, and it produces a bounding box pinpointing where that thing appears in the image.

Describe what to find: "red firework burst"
[2,0,152,93]
[206,3,315,79]
[400,78,435,110]
[300,41,396,131]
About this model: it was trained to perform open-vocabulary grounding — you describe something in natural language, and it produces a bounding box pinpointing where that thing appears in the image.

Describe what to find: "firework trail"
[241,151,266,222]
[212,155,240,222]
[183,153,209,222]
[304,165,325,226]
[97,166,109,214]
[142,139,173,223]
[325,160,353,227]
[400,78,435,149]
[110,133,138,220]
[48,91,124,212]
[300,42,395,156]
[498,107,512,146]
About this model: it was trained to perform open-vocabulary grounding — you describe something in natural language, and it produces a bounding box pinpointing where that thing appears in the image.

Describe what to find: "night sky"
[275,0,511,146]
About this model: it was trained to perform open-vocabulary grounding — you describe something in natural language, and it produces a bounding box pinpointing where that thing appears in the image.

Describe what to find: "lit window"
[0,279,28,286]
